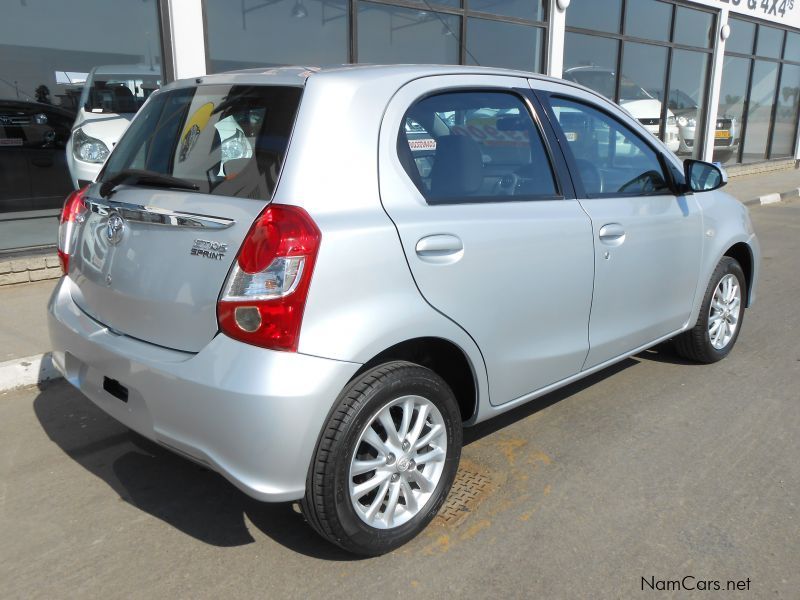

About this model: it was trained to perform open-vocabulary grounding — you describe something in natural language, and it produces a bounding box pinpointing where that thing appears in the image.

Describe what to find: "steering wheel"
[491,172,519,196]
[619,170,662,194]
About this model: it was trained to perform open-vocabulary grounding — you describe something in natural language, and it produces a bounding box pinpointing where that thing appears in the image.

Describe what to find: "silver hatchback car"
[49,65,760,555]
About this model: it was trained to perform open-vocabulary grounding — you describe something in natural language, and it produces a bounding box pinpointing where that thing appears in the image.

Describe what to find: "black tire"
[301,361,462,556]
[674,257,747,364]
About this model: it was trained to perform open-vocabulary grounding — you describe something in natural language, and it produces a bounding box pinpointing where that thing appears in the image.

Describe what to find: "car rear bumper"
[47,277,361,502]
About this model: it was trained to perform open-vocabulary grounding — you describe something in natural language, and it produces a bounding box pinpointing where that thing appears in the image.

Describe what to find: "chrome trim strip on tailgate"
[83,198,236,229]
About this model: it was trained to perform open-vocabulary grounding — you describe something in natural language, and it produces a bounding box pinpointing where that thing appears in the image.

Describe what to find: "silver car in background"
[49,65,760,556]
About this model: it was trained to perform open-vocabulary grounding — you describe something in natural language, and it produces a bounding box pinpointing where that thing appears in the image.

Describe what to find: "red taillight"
[218,204,321,352]
[57,186,89,274]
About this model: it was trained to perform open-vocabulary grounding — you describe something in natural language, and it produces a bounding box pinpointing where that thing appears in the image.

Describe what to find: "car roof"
[161,64,575,90]
[157,63,618,117]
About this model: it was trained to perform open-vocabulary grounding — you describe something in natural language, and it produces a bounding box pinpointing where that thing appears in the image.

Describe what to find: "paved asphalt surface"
[1,198,798,599]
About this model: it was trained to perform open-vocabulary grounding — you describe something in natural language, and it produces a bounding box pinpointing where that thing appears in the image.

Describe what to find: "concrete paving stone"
[0,279,56,361]
[10,260,31,273]
[29,268,60,282]
[0,271,30,286]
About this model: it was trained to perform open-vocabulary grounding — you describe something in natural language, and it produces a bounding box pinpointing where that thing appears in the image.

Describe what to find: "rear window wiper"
[99,169,199,198]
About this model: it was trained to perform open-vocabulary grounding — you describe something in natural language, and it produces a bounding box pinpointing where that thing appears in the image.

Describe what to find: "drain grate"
[436,465,493,526]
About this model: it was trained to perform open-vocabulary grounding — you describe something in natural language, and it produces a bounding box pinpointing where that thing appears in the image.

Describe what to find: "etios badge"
[106,212,126,246]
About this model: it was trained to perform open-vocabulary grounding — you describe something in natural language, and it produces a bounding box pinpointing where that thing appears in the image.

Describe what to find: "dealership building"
[1,0,799,254]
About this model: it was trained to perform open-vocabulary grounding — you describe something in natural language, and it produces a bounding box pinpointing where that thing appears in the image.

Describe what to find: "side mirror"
[684,159,727,192]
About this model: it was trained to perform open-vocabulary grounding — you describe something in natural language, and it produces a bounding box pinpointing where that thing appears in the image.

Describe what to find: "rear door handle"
[598,223,626,246]
[415,234,464,264]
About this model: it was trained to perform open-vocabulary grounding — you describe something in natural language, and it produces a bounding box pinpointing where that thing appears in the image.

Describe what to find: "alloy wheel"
[348,395,448,529]
[708,273,741,350]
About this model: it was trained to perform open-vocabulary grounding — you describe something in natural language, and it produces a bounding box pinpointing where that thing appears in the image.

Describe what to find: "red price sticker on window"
[408,139,436,151]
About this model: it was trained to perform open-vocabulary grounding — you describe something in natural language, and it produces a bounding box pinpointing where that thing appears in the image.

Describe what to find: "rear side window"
[548,97,671,197]
[398,91,559,205]
[101,84,303,199]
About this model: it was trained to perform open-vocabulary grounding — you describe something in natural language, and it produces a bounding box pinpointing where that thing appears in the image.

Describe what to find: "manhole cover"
[436,463,493,526]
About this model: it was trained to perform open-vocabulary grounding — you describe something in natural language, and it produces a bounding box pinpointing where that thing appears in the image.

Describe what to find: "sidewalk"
[0,166,798,390]
[0,279,55,362]
[724,167,800,206]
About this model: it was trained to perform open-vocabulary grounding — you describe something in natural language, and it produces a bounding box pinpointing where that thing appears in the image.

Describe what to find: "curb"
[742,187,800,207]
[0,353,61,392]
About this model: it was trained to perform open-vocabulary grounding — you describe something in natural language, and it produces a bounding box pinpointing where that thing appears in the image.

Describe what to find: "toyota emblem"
[106,212,126,245]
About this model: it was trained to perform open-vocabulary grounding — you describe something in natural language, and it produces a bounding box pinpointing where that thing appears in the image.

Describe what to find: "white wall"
[167,0,207,80]
[546,0,566,78]
[703,8,728,162]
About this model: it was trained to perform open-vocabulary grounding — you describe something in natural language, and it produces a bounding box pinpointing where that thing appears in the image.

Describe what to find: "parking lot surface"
[1,199,798,599]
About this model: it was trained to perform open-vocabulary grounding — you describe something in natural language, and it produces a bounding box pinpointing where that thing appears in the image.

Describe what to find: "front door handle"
[598,223,626,246]
[415,234,464,264]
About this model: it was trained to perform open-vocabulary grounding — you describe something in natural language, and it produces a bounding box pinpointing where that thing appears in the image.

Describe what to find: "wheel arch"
[723,241,754,307]
[350,337,479,423]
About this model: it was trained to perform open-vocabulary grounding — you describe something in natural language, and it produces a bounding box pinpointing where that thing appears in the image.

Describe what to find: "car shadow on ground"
[32,342,689,558]
[32,384,358,561]
[463,358,637,444]
[635,340,701,366]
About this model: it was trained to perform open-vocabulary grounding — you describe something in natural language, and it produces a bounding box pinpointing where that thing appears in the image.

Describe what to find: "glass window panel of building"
[727,18,756,54]
[564,0,714,160]
[624,0,671,43]
[756,26,784,59]
[205,0,349,71]
[413,0,461,8]
[672,6,713,49]
[772,64,800,158]
[713,55,751,164]
[357,4,461,64]
[469,0,544,21]
[720,18,800,164]
[667,49,710,159]
[563,33,620,100]
[785,33,800,60]
[621,42,675,152]
[566,0,622,34]
[742,60,780,162]
[0,0,163,251]
[466,19,544,72]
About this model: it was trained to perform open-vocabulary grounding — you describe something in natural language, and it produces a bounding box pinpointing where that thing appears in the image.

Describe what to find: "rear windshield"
[101,84,303,199]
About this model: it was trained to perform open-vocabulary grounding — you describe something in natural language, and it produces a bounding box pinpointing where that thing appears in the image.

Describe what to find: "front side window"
[398,91,558,205]
[102,84,302,200]
[549,97,670,197]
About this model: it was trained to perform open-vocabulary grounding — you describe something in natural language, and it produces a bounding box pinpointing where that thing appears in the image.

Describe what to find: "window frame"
[396,87,569,206]
[537,91,680,200]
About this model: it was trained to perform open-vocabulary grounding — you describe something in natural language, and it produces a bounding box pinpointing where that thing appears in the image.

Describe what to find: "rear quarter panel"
[273,72,491,419]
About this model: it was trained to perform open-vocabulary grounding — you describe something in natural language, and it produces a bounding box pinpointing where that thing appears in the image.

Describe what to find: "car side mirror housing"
[684,159,727,193]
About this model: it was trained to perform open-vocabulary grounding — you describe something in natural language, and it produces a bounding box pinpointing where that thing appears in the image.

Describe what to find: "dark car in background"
[0,99,74,214]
